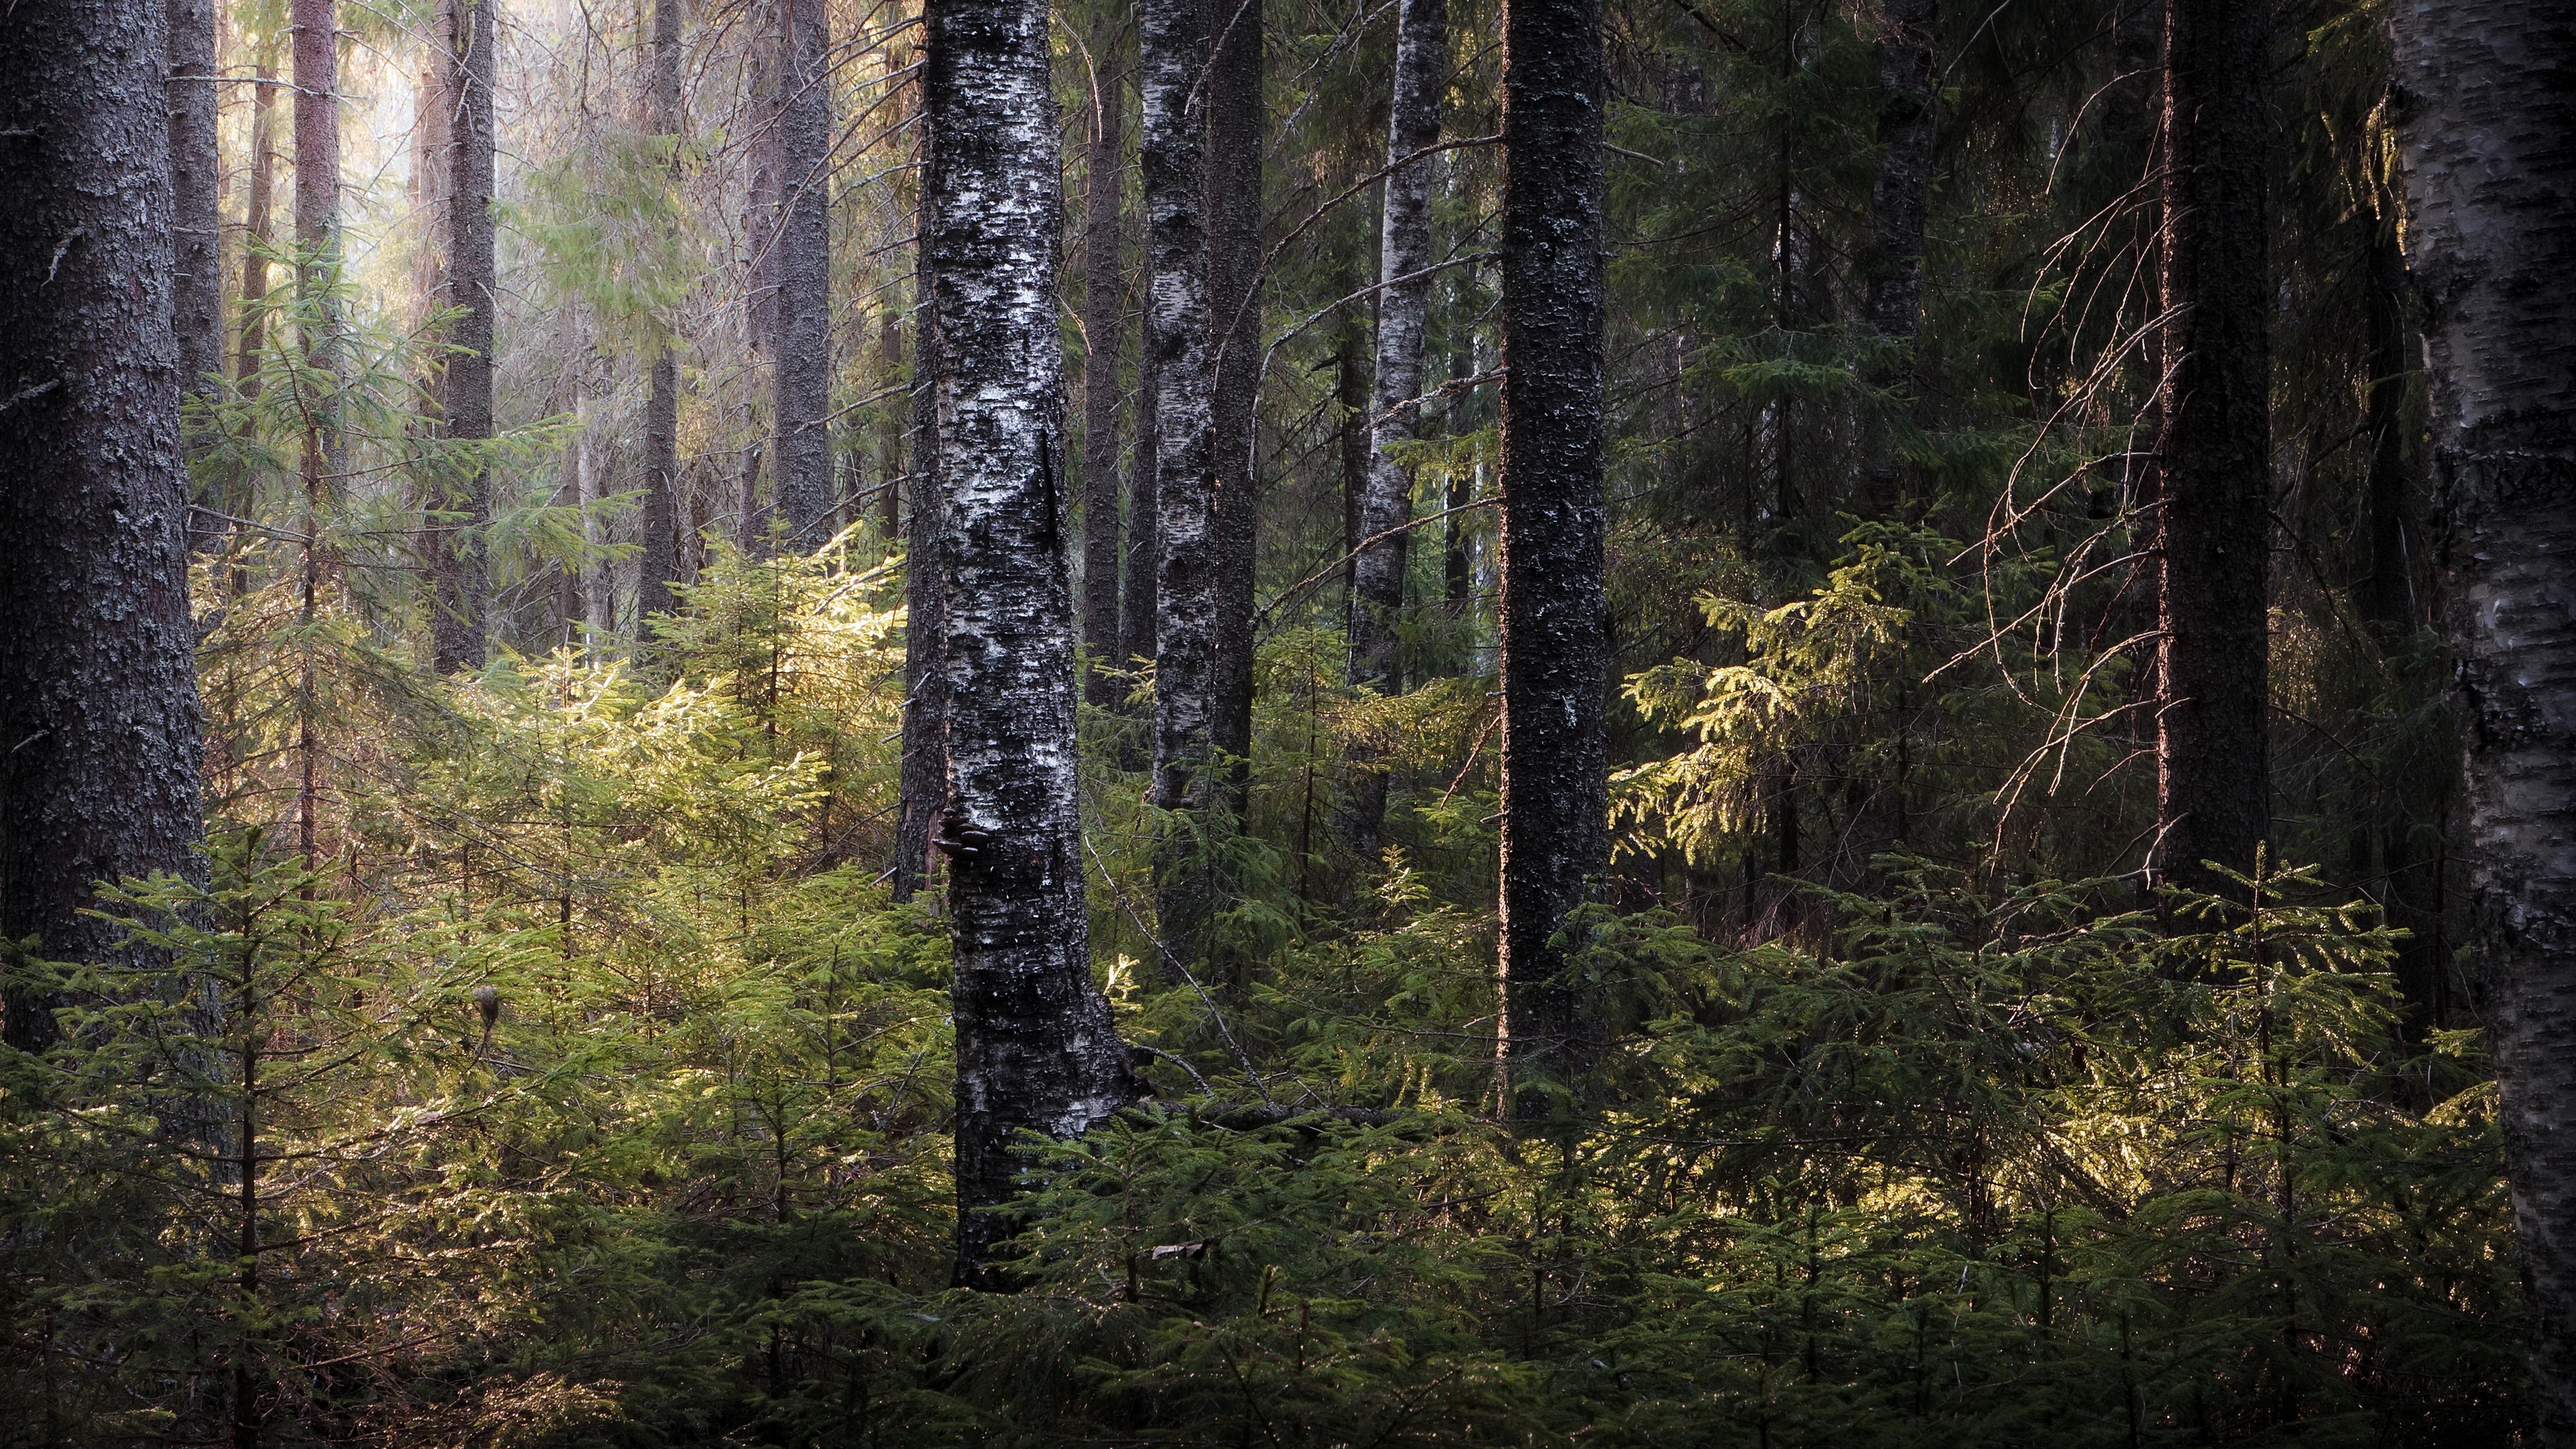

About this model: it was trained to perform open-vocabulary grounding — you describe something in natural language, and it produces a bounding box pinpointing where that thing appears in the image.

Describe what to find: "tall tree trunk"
[236,60,280,396]
[1205,0,1262,813]
[1142,0,1218,954]
[2388,3,2576,1436]
[1858,0,1933,511]
[433,0,496,672]
[772,0,834,549]
[170,0,223,509]
[893,170,945,904]
[1122,286,1161,676]
[0,0,208,1057]
[1079,32,1127,708]
[922,0,1137,1286]
[291,0,339,878]
[877,292,904,538]
[639,0,684,623]
[2150,0,2269,900]
[1496,0,1607,1118]
[1343,0,1446,862]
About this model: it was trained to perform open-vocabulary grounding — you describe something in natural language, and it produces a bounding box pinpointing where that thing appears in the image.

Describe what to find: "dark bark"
[1122,294,1161,675]
[2149,0,2269,900]
[2388,1,2576,1436]
[1858,0,1933,512]
[292,0,339,305]
[235,61,280,395]
[894,169,945,904]
[877,286,904,538]
[1080,39,1127,707]
[922,0,1138,1285]
[1142,0,1219,956]
[772,0,834,549]
[0,0,207,1056]
[433,0,496,673]
[1496,0,1607,1117]
[639,0,684,622]
[169,0,222,490]
[1205,0,1262,808]
[1343,0,1446,862]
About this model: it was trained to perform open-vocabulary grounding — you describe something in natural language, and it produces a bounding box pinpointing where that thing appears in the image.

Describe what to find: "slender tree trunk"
[237,61,280,395]
[0,0,208,1057]
[639,0,684,622]
[170,0,223,515]
[1122,288,1161,676]
[2150,0,2270,900]
[1495,0,1607,1118]
[1080,33,1128,707]
[1343,0,1446,861]
[1859,0,1933,511]
[433,0,496,672]
[893,171,945,904]
[1205,0,1262,811]
[1142,0,1219,955]
[773,0,834,549]
[2389,3,2576,1436]
[291,0,338,877]
[922,0,1137,1286]
[877,294,904,538]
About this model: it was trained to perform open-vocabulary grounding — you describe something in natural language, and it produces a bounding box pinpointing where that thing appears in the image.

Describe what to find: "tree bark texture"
[169,0,222,472]
[1864,0,1935,343]
[772,0,834,550]
[235,61,279,394]
[2389,1,2576,1436]
[1496,0,1608,1114]
[1122,293,1161,676]
[0,0,208,1055]
[922,0,1138,1285]
[292,0,339,272]
[639,0,684,622]
[2150,0,2269,899]
[1080,39,1128,708]
[433,0,496,673]
[894,135,943,905]
[1343,0,1446,861]
[1205,0,1262,809]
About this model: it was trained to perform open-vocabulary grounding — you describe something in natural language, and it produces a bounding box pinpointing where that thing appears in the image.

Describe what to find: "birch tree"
[2390,0,2576,1434]
[922,0,1137,1283]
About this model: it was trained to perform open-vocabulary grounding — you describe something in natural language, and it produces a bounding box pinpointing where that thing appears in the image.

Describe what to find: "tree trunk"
[2388,2,2576,1436]
[1122,286,1161,677]
[1080,33,1128,708]
[893,170,945,904]
[638,0,684,623]
[1343,0,1446,862]
[2150,0,2269,900]
[922,0,1138,1285]
[170,0,223,498]
[433,0,496,673]
[1142,0,1219,954]
[1858,0,1933,512]
[1205,0,1262,812]
[236,60,280,395]
[1496,0,1607,1118]
[877,290,905,539]
[772,0,834,550]
[0,0,207,1057]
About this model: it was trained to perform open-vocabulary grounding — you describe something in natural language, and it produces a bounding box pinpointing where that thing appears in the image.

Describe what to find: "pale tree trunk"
[170,0,223,512]
[922,0,1138,1285]
[433,0,497,672]
[894,170,944,904]
[772,0,833,549]
[292,0,339,875]
[1342,0,1446,862]
[1079,31,1127,708]
[0,0,208,1055]
[2150,0,2269,900]
[578,407,614,647]
[1496,0,1607,1118]
[1143,0,1219,955]
[2389,2,2576,1436]
[638,0,684,623]
[1205,0,1261,817]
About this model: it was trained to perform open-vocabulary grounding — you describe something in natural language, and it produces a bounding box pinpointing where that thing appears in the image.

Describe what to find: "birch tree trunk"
[433,0,497,672]
[0,0,207,1056]
[893,162,945,904]
[1142,0,1220,953]
[2149,0,2269,900]
[2388,2,2576,1434]
[169,0,223,496]
[1496,0,1607,1118]
[1343,0,1446,862]
[1080,35,1128,708]
[922,0,1138,1285]
[638,0,684,623]
[772,0,835,549]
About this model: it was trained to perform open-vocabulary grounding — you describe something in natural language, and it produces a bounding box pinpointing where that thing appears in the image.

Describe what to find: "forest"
[0,0,2569,1442]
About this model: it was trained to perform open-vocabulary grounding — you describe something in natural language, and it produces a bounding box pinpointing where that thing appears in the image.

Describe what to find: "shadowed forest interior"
[1,0,2571,1443]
